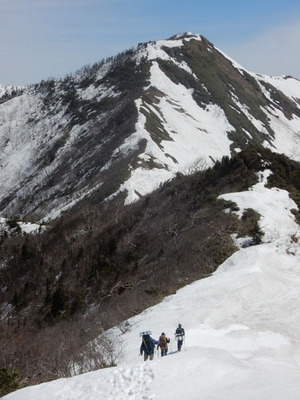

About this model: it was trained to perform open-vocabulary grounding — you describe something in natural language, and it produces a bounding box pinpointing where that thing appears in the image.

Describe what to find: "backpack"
[160,335,166,345]
[143,335,154,352]
[159,334,169,348]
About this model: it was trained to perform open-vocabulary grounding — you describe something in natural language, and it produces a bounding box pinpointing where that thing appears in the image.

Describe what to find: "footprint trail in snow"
[107,363,156,400]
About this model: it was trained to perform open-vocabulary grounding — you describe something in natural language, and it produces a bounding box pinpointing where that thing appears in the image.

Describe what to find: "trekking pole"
[174,334,178,352]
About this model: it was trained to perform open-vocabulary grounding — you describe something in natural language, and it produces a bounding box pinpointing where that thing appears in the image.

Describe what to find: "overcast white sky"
[0,0,300,85]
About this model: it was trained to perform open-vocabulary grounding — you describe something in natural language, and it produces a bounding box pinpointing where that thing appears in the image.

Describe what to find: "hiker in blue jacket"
[175,323,185,351]
[140,334,158,361]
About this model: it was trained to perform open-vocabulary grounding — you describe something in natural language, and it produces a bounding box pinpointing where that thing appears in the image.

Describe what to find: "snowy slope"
[1,33,300,220]
[106,34,300,204]
[111,60,234,204]
[4,171,300,399]
[252,75,300,158]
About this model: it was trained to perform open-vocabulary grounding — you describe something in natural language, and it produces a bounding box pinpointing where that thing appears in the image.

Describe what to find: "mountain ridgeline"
[1,33,300,392]
[0,33,299,221]
[1,146,300,389]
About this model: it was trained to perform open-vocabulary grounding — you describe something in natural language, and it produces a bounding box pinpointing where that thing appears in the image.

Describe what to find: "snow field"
[3,37,300,398]
[4,166,300,400]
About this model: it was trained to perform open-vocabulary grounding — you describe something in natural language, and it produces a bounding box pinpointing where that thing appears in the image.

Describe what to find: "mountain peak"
[0,33,300,220]
[167,32,202,41]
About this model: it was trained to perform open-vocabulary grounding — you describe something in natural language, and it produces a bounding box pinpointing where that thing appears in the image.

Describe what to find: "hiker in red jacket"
[157,332,170,356]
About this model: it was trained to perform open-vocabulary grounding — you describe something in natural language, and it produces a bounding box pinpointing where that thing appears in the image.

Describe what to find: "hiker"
[140,334,158,361]
[157,332,170,357]
[175,323,185,351]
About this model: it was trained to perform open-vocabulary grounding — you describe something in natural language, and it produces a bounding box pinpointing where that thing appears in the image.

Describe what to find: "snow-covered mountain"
[3,167,300,399]
[2,33,300,399]
[0,33,300,221]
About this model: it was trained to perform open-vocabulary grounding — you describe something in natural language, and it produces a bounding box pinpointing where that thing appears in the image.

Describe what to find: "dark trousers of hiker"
[161,348,168,357]
[144,353,154,361]
[177,340,183,351]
